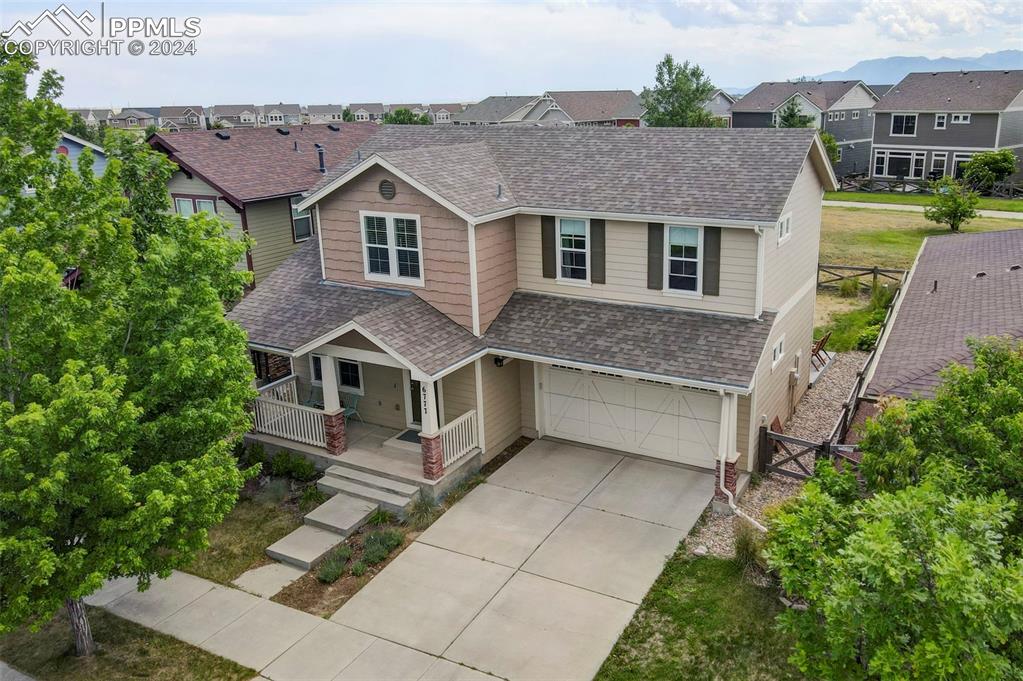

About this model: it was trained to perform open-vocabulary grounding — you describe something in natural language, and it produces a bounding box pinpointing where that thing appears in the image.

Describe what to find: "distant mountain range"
[724,50,1023,95]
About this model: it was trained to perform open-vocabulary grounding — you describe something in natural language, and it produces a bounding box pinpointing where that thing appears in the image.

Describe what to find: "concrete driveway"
[332,439,714,681]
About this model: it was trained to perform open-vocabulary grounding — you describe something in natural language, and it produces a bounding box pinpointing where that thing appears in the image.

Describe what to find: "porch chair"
[811,331,832,372]
[341,394,364,424]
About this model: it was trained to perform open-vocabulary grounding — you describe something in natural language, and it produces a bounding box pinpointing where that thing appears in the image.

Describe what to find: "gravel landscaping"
[688,351,868,557]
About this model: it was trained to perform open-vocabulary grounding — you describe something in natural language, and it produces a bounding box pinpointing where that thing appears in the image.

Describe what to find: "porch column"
[713,393,738,504]
[419,378,444,480]
[321,356,347,456]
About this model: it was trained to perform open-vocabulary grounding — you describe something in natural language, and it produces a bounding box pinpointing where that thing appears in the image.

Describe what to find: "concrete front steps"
[265,465,420,570]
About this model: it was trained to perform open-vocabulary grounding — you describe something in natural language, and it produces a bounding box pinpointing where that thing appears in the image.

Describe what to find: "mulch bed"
[480,436,533,476]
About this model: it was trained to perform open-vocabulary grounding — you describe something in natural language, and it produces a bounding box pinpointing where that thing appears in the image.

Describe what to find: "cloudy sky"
[3,0,1021,107]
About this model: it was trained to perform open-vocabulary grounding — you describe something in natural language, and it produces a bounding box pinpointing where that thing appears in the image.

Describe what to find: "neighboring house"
[55,131,107,174]
[704,89,736,127]
[854,229,1023,432]
[452,96,537,125]
[350,103,387,122]
[147,123,380,284]
[869,69,1023,181]
[867,84,894,97]
[456,91,644,127]
[228,125,836,506]
[210,104,258,128]
[429,103,465,124]
[308,104,346,124]
[67,108,112,127]
[107,108,157,131]
[388,104,428,116]
[262,103,303,126]
[159,105,207,132]
[732,80,879,176]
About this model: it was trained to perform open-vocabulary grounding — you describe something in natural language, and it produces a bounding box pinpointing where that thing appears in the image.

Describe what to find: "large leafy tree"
[0,53,255,655]
[382,107,431,125]
[641,55,718,128]
[963,149,1018,193]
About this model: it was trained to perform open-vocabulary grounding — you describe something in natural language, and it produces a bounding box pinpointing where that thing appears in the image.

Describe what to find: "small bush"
[869,282,893,311]
[837,278,859,298]
[238,442,267,471]
[270,452,318,482]
[362,528,404,565]
[366,508,397,526]
[404,494,440,531]
[734,519,764,574]
[856,324,881,350]
[317,545,353,583]
[350,561,366,577]
[299,486,327,511]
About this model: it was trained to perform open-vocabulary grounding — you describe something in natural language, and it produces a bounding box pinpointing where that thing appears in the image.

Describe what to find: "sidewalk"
[87,571,495,681]
[824,200,1023,220]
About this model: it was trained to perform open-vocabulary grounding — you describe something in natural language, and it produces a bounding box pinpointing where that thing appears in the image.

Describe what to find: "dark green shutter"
[703,226,721,296]
[541,215,556,279]
[647,223,663,290]
[590,219,606,284]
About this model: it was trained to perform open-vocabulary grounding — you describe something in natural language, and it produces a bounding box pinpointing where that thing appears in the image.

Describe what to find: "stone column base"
[324,409,347,456]
[713,459,738,504]
[421,433,444,480]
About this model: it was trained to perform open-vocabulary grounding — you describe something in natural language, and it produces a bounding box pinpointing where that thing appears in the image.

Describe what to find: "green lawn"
[0,606,253,681]
[824,191,1023,213]
[820,206,1023,270]
[596,554,803,681]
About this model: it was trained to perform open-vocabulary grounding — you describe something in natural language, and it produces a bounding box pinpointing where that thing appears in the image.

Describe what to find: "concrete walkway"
[88,440,713,681]
[824,199,1023,220]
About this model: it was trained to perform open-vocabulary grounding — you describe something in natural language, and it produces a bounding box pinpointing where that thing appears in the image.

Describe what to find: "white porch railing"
[439,409,478,467]
[252,376,326,447]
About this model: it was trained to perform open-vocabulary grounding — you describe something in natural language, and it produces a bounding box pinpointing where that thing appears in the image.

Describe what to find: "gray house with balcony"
[870,70,1023,181]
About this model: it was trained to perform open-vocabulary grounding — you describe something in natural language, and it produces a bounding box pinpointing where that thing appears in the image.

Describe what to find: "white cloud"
[860,0,1020,40]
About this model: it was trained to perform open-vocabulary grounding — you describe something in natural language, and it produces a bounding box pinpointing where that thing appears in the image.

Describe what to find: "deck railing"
[440,409,478,467]
[252,376,326,447]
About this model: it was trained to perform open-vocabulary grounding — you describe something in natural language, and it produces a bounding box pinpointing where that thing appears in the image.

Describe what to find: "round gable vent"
[379,179,396,200]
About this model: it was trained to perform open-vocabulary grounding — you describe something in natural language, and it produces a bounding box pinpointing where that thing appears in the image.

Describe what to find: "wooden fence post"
[757,425,770,474]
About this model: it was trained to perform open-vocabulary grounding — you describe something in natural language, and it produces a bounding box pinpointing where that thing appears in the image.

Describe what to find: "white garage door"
[542,366,721,469]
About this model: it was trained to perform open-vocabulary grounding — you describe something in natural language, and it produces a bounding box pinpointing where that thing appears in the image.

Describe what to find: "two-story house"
[262,103,303,127]
[210,104,259,128]
[159,105,207,132]
[452,96,536,125]
[350,103,387,122]
[428,103,465,124]
[107,108,157,132]
[55,131,108,174]
[703,89,736,127]
[870,70,1023,181]
[228,126,836,506]
[732,81,880,176]
[148,123,379,284]
[455,91,645,127]
[308,105,346,124]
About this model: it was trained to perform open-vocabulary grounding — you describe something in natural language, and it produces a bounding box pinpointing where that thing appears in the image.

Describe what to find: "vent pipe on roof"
[932,280,938,294]
[293,140,298,152]
[315,143,325,173]
[215,131,230,140]
[357,150,362,163]
[496,183,502,199]
[276,127,290,135]
[327,124,340,132]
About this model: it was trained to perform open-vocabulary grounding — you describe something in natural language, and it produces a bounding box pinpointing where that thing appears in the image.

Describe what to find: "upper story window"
[173,195,216,216]
[268,113,284,124]
[127,117,138,126]
[777,212,792,245]
[437,112,450,121]
[360,211,424,286]
[665,225,700,293]
[241,114,254,123]
[951,113,971,124]
[851,110,860,120]
[827,112,834,121]
[934,113,947,129]
[291,197,313,241]
[890,113,917,136]
[355,111,369,121]
[187,115,198,124]
[771,335,786,369]
[558,218,588,281]
[840,111,846,120]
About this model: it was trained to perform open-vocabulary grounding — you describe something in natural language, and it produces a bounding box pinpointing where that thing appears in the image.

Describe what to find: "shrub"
[238,442,267,471]
[316,545,353,583]
[837,277,859,298]
[924,176,979,232]
[362,528,404,565]
[269,451,318,482]
[350,561,366,577]
[365,508,397,526]
[869,281,893,312]
[404,494,440,531]
[733,519,763,574]
[962,149,1018,192]
[855,324,881,350]
[299,486,327,511]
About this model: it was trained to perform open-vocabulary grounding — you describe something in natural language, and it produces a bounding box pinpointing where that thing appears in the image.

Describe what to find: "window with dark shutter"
[590,219,606,284]
[647,223,664,289]
[702,226,721,296]
[541,215,556,279]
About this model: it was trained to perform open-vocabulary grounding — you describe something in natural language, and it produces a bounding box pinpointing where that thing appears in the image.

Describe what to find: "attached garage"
[541,365,722,469]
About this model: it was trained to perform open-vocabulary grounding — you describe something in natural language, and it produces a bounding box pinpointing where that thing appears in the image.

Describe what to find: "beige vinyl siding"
[167,171,247,270]
[292,351,407,430]
[245,197,304,284]
[317,166,473,330]
[519,360,537,438]
[442,363,477,423]
[475,216,518,332]
[515,215,758,316]
[481,358,522,460]
[762,157,823,310]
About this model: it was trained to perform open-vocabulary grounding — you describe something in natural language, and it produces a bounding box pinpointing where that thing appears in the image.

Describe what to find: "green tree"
[0,52,255,656]
[342,107,354,122]
[382,107,431,125]
[923,176,979,232]
[641,54,717,127]
[65,110,103,144]
[775,96,813,128]
[963,149,1018,193]
[820,131,840,164]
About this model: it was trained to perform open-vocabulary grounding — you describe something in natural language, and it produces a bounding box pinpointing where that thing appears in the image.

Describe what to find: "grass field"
[0,606,253,681]
[824,191,1023,213]
[820,206,1023,270]
[596,554,802,681]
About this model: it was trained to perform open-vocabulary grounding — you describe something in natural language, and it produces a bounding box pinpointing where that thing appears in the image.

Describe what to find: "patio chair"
[811,331,832,371]
[341,394,364,424]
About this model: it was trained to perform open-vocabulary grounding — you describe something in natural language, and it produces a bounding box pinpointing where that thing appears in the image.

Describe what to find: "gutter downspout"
[718,392,768,533]
[754,226,765,320]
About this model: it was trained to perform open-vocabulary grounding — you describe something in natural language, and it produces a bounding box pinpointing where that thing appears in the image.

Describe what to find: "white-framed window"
[777,212,793,244]
[241,114,254,123]
[291,197,313,241]
[873,150,926,179]
[952,152,974,178]
[951,113,971,124]
[187,115,198,124]
[360,211,424,286]
[837,146,843,161]
[934,113,947,130]
[309,356,364,395]
[771,112,779,127]
[173,195,216,216]
[771,336,786,369]
[840,111,846,121]
[355,111,369,121]
[127,117,138,126]
[437,111,450,122]
[851,110,860,120]
[931,152,947,176]
[827,112,834,121]
[557,217,589,282]
[664,225,702,294]
[890,113,917,136]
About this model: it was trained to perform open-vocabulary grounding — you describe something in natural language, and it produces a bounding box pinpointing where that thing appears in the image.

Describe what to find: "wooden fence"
[837,176,930,193]
[817,264,905,292]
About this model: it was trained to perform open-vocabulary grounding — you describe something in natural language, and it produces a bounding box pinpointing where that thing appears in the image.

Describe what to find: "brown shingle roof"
[732,81,865,112]
[867,229,1023,399]
[873,70,1023,112]
[545,90,645,121]
[149,123,379,205]
[453,96,536,123]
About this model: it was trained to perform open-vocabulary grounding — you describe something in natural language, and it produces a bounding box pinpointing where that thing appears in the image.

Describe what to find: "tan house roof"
[543,90,644,122]
[731,81,867,112]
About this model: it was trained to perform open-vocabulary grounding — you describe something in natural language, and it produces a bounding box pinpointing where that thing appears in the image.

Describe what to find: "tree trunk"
[65,597,95,657]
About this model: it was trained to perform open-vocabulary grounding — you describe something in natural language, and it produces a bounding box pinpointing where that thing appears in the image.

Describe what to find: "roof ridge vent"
[276,127,290,135]
[1009,264,1021,271]
[975,271,987,278]
[215,131,230,140]
[327,124,340,132]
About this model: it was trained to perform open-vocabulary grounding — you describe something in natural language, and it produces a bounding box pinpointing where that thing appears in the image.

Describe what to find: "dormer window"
[127,117,138,126]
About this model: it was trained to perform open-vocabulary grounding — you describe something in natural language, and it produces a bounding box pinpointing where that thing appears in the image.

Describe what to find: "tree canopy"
[382,108,431,125]
[963,149,1018,193]
[775,96,814,128]
[641,55,719,128]
[0,52,255,655]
